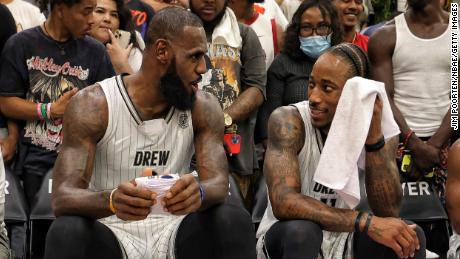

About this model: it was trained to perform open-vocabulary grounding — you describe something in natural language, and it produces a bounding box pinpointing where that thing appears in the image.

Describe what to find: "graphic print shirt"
[0,26,115,151]
[199,23,266,175]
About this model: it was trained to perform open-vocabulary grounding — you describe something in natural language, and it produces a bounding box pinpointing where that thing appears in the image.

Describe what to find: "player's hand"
[365,96,383,145]
[367,216,420,258]
[51,88,78,119]
[112,181,157,221]
[162,174,201,215]
[409,139,441,173]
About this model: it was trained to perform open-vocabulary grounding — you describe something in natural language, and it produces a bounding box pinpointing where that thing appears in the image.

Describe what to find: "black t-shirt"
[0,26,115,173]
[0,4,16,128]
[126,0,155,39]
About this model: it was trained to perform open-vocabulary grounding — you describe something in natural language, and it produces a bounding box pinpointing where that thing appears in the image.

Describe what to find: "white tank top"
[257,101,352,259]
[90,75,194,191]
[392,13,451,137]
[249,13,275,68]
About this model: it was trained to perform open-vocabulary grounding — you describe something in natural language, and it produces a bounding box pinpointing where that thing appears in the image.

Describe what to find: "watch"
[223,112,233,127]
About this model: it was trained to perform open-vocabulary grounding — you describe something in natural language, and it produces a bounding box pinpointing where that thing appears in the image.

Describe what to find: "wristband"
[41,103,48,121]
[403,130,414,147]
[37,103,44,120]
[47,103,52,120]
[365,136,385,152]
[364,212,373,234]
[109,188,117,214]
[199,184,205,202]
[354,211,364,232]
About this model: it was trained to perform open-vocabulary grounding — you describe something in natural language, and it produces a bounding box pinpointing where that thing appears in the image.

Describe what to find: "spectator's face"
[160,26,207,109]
[190,0,226,23]
[60,0,97,38]
[90,0,120,44]
[299,6,332,38]
[308,53,350,132]
[333,0,363,28]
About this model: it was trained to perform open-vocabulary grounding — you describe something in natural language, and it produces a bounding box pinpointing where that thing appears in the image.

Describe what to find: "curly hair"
[283,0,343,61]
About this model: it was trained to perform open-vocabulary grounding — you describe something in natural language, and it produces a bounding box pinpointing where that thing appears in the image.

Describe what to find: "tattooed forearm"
[193,91,229,208]
[265,107,358,232]
[224,87,263,123]
[365,136,402,217]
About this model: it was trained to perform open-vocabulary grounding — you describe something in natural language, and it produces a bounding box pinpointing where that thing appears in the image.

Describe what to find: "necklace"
[43,22,66,56]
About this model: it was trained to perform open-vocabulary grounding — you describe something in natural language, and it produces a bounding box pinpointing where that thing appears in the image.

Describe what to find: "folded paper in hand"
[135,174,180,215]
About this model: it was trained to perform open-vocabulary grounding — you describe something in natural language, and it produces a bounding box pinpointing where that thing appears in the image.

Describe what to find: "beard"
[159,59,195,111]
[190,1,227,32]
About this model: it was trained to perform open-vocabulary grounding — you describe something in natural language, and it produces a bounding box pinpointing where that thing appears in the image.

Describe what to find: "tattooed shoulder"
[62,84,108,144]
[267,106,305,153]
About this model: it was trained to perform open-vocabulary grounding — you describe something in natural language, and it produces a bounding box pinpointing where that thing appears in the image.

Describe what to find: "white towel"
[313,77,400,208]
[211,7,242,49]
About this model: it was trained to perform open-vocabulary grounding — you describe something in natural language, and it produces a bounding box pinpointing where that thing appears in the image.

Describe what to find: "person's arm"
[427,110,454,148]
[266,106,358,231]
[0,89,78,121]
[0,119,19,162]
[369,25,440,173]
[266,105,419,258]
[364,97,402,217]
[192,91,229,207]
[224,25,266,123]
[224,87,264,123]
[52,85,155,220]
[447,140,460,233]
[162,91,229,214]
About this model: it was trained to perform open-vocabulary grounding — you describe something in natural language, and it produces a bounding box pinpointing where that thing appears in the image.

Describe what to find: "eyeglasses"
[300,24,331,36]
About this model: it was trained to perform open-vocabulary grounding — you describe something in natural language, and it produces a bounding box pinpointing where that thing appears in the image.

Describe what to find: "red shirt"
[353,32,369,52]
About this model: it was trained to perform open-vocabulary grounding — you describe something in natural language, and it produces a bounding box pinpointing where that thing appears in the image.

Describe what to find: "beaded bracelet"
[403,130,414,147]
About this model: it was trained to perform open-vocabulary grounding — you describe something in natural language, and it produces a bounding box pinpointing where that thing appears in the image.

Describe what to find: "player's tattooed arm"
[51,84,112,219]
[365,136,402,217]
[192,91,229,209]
[265,106,359,232]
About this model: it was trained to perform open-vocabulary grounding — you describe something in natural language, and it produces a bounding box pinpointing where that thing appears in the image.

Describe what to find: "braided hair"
[325,43,370,79]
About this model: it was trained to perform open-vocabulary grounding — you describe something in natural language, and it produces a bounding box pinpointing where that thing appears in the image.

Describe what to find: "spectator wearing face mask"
[257,0,343,146]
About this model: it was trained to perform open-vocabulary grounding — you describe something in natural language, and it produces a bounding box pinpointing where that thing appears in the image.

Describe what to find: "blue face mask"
[299,34,332,59]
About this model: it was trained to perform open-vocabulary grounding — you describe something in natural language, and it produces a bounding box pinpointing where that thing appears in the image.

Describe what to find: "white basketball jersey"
[257,101,353,259]
[90,75,195,191]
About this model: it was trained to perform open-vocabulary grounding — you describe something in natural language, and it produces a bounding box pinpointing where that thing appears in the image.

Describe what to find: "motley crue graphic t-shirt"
[0,26,114,173]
